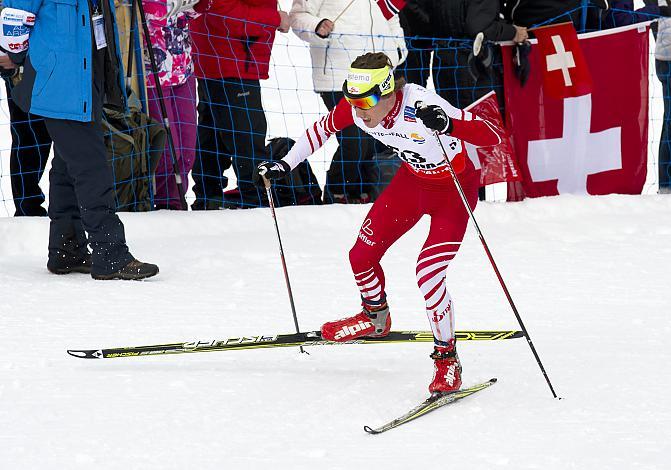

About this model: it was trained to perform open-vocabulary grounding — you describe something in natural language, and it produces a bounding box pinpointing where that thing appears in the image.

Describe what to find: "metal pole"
[433,132,559,399]
[263,178,307,354]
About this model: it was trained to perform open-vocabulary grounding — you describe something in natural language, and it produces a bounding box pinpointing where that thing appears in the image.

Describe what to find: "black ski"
[67,331,522,359]
[364,378,497,435]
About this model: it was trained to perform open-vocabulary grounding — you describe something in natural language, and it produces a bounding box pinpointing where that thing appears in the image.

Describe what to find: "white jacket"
[290,0,407,92]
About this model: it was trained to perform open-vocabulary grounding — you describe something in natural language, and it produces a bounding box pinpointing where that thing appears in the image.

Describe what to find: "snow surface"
[1,195,670,469]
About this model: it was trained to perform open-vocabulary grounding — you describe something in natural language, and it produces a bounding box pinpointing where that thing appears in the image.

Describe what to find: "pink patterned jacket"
[142,0,198,88]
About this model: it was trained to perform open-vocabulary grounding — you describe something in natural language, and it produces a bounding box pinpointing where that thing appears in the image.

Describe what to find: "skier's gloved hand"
[415,101,452,134]
[0,8,36,54]
[254,160,291,186]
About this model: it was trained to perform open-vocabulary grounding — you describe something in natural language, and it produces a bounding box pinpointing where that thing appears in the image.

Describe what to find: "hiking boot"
[47,253,92,275]
[91,259,159,281]
[428,341,462,394]
[321,302,391,341]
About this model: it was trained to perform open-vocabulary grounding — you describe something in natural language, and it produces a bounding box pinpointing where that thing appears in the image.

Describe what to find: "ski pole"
[432,131,559,399]
[262,177,307,354]
[136,0,189,210]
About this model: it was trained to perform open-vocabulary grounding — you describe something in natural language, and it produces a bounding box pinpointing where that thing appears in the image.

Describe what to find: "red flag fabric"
[464,91,522,187]
[502,24,649,197]
[533,22,593,100]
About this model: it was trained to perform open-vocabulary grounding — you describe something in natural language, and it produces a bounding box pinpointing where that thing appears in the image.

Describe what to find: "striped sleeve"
[282,98,355,170]
[448,109,503,147]
[376,0,406,20]
[419,88,503,147]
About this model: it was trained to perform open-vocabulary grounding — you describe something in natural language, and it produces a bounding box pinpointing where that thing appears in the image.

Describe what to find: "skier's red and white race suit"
[282,84,503,345]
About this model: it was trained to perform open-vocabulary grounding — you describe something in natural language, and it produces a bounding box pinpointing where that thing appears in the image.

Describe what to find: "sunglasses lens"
[345,92,381,110]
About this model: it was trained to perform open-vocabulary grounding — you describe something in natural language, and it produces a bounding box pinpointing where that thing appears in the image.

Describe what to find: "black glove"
[513,41,531,87]
[415,102,451,134]
[253,160,291,186]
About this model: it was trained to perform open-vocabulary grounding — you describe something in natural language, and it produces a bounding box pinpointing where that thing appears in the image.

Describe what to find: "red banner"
[464,91,522,186]
[534,22,593,99]
[502,25,649,197]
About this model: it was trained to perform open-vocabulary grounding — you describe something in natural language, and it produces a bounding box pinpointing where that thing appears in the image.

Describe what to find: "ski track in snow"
[1,195,670,469]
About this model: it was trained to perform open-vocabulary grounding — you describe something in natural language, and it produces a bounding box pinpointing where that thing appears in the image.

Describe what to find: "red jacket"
[192,0,281,80]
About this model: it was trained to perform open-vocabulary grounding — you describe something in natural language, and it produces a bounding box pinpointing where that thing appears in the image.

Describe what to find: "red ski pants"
[349,164,479,345]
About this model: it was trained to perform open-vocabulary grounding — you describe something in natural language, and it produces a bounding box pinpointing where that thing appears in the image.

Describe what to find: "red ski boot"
[321,302,391,342]
[428,342,462,394]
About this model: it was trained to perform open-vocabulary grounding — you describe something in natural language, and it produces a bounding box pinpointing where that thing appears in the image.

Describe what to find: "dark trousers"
[432,46,503,110]
[320,91,376,200]
[432,45,504,201]
[657,59,671,192]
[398,39,432,88]
[6,81,52,216]
[192,78,268,207]
[44,116,133,275]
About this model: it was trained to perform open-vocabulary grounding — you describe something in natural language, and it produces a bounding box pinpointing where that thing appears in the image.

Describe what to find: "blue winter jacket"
[5,0,126,122]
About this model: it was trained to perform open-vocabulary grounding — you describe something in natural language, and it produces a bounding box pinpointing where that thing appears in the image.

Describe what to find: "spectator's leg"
[167,75,197,209]
[147,84,179,209]
[7,82,51,216]
[320,91,375,203]
[223,78,268,207]
[399,39,432,87]
[192,78,229,208]
[44,117,134,276]
[657,59,671,193]
[46,147,88,266]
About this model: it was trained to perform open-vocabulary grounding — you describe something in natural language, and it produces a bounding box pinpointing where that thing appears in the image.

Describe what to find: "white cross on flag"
[502,24,649,197]
[534,22,592,99]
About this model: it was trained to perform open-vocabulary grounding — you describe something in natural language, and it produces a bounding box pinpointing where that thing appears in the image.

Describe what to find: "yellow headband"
[345,65,394,97]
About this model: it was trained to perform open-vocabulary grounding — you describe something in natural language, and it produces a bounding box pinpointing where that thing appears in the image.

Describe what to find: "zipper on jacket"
[323,45,330,74]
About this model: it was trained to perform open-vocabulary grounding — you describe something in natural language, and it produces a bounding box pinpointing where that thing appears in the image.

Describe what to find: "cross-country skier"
[254,52,502,394]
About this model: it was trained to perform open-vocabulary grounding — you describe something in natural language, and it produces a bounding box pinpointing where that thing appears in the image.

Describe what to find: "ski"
[67,331,522,359]
[364,378,497,435]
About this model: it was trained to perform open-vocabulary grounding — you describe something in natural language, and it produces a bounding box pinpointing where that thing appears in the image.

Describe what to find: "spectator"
[421,0,526,201]
[289,0,407,203]
[430,0,525,109]
[654,6,671,193]
[142,0,198,210]
[398,0,432,87]
[190,0,290,210]
[504,0,608,31]
[602,0,666,27]
[0,55,51,216]
[2,0,158,279]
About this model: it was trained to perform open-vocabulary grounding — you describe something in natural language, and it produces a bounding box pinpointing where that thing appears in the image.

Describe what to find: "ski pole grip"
[262,176,272,189]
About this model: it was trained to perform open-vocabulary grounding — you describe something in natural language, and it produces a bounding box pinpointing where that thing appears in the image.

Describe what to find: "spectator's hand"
[0,8,35,54]
[415,102,451,134]
[163,0,200,19]
[0,53,17,70]
[316,19,334,38]
[254,160,291,186]
[278,10,290,33]
[513,26,528,44]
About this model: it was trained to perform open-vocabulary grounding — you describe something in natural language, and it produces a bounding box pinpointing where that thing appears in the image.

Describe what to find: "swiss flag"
[464,91,522,187]
[502,24,649,197]
[533,22,593,99]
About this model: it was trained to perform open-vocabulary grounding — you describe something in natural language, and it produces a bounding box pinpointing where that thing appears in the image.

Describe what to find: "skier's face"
[354,94,396,128]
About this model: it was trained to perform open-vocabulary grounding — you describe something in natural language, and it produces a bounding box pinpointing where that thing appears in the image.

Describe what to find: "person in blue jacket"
[1,0,158,279]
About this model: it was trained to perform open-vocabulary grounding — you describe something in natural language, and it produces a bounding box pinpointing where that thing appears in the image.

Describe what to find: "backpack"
[101,93,166,212]
[267,137,323,207]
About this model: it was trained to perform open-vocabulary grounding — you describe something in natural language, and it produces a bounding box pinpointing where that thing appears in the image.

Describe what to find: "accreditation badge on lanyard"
[92,0,107,50]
